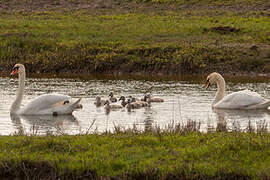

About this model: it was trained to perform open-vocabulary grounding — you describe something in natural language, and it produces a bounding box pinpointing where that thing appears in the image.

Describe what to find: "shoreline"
[0,72,270,83]
[2,71,270,83]
[1,130,270,179]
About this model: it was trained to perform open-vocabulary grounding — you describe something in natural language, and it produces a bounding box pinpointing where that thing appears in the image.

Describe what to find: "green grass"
[136,0,268,5]
[1,12,269,47]
[0,0,269,74]
[1,131,270,179]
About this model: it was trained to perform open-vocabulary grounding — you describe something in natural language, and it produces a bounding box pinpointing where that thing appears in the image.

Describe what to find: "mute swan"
[104,100,123,111]
[145,93,164,103]
[127,99,142,109]
[94,96,106,107]
[127,95,140,102]
[128,96,139,102]
[119,96,128,107]
[206,72,270,109]
[125,99,141,111]
[109,91,117,103]
[10,64,82,115]
[128,95,148,107]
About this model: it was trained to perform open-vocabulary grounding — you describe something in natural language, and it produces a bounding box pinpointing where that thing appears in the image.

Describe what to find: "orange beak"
[10,69,18,75]
[206,82,210,89]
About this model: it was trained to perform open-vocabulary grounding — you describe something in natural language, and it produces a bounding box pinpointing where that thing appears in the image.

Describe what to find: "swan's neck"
[212,75,225,107]
[11,72,25,114]
[104,102,110,110]
[121,98,126,106]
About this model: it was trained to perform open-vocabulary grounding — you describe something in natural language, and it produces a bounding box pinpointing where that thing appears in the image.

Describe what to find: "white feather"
[10,64,82,115]
[214,90,265,109]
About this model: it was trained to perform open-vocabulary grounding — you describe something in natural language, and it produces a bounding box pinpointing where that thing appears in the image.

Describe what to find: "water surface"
[0,75,269,135]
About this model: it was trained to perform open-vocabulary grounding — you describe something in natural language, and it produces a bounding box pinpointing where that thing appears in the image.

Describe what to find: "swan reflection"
[213,108,270,131]
[10,114,79,135]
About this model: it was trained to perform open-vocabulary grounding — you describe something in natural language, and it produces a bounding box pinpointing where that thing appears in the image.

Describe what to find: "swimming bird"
[128,95,148,107]
[119,96,128,107]
[206,72,270,109]
[145,93,164,103]
[104,100,123,111]
[125,99,142,112]
[128,95,140,102]
[125,99,142,109]
[10,64,82,115]
[109,91,117,103]
[94,96,106,107]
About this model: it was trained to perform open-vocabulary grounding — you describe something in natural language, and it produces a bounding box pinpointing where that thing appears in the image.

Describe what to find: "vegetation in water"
[0,0,269,74]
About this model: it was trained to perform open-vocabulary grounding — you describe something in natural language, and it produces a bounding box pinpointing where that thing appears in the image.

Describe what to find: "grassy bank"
[1,130,270,179]
[0,0,270,74]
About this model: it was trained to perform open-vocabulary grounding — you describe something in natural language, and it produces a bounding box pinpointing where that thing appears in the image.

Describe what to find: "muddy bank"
[1,43,270,76]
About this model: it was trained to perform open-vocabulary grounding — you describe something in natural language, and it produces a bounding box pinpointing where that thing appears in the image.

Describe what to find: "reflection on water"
[10,114,79,135]
[0,75,269,135]
[213,108,270,132]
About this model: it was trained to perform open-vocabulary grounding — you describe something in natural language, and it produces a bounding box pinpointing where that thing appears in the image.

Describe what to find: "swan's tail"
[57,98,82,115]
[69,98,83,110]
[246,100,270,110]
[260,100,270,109]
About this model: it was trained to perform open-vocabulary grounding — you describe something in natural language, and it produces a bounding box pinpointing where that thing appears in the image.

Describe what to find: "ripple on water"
[0,76,269,135]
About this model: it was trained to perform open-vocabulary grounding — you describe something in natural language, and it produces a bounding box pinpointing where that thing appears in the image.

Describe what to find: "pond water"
[0,75,269,135]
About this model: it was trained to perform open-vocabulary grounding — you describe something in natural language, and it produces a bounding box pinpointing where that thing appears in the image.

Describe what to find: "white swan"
[206,72,270,110]
[144,93,164,103]
[10,64,82,115]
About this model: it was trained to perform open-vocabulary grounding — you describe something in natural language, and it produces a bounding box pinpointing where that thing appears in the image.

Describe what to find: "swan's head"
[206,72,221,89]
[127,99,131,104]
[96,96,101,101]
[104,100,110,105]
[108,91,114,97]
[127,95,136,102]
[119,96,125,101]
[11,64,25,76]
[145,93,151,98]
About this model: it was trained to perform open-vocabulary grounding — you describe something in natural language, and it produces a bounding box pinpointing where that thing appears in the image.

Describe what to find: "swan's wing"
[215,90,264,109]
[22,93,71,112]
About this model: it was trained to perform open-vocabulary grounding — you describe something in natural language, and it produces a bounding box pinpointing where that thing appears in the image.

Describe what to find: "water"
[0,75,269,135]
